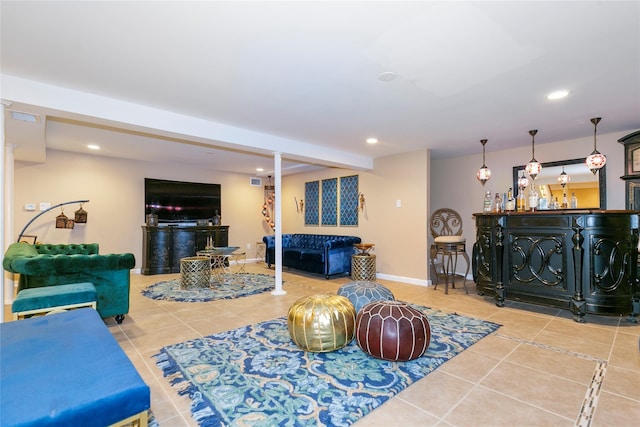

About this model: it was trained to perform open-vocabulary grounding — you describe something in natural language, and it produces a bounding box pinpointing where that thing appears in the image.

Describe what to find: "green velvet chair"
[3,242,135,323]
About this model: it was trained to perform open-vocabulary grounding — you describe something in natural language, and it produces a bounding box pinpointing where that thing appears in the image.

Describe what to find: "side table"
[180,256,211,289]
[351,244,376,281]
[197,246,241,285]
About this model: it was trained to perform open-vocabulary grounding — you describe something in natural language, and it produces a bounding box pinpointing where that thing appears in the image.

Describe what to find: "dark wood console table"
[472,211,639,322]
[141,225,229,275]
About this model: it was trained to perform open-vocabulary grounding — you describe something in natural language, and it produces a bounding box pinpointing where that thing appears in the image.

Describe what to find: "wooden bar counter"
[472,210,640,322]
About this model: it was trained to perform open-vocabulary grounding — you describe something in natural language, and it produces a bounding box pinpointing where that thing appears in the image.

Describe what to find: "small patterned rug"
[141,273,275,302]
[155,305,501,426]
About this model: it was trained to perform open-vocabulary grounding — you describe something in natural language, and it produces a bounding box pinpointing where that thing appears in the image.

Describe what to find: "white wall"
[11,149,431,283]
[281,150,430,284]
[12,150,269,267]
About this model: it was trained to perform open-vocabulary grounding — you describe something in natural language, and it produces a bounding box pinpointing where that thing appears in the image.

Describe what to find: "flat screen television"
[145,178,221,224]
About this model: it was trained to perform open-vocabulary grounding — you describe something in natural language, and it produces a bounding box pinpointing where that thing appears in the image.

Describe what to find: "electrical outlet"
[40,202,51,211]
[246,243,251,250]
[396,199,402,208]
[24,203,36,211]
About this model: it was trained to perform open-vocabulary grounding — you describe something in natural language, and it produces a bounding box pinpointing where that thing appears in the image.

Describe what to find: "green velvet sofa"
[3,242,135,323]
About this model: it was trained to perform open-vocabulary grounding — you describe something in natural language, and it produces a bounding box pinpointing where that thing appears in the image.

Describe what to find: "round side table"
[351,255,376,281]
[351,243,376,281]
[180,256,211,289]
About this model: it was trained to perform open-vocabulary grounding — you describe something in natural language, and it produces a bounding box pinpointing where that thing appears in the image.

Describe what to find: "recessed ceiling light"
[378,71,397,82]
[256,167,264,172]
[366,138,378,144]
[547,90,569,100]
[87,144,100,150]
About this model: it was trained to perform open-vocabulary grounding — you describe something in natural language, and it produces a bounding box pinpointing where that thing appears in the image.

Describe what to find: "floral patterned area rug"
[141,273,275,302]
[154,305,501,426]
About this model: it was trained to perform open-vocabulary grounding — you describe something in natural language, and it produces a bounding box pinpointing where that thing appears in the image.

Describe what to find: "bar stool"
[429,208,469,294]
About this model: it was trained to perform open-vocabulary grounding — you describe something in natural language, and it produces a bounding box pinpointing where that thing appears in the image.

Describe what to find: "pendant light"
[518,170,529,189]
[557,166,570,188]
[476,139,491,185]
[525,129,541,180]
[585,117,606,174]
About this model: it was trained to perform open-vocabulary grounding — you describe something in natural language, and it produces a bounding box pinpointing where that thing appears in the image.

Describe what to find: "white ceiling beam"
[1,74,373,171]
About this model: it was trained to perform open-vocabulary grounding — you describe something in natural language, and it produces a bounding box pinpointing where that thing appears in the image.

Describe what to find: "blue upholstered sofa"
[263,234,361,278]
[3,242,135,323]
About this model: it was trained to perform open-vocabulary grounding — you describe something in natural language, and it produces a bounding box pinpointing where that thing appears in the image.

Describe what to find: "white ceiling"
[1,1,639,175]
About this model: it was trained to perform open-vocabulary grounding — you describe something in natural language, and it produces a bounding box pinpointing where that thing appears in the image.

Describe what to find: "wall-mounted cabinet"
[619,130,640,211]
[141,225,229,275]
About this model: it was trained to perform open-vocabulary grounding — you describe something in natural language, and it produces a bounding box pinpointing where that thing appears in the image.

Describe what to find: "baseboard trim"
[375,273,429,287]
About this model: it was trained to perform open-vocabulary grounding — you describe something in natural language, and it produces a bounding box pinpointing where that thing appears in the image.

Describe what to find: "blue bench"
[0,308,150,426]
[12,282,97,320]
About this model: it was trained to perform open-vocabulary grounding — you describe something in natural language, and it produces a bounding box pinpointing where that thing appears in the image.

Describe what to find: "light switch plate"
[24,203,36,211]
[39,202,51,211]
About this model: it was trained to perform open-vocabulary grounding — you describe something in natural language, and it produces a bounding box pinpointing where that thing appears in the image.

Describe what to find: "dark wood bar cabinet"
[141,225,229,275]
[472,211,639,322]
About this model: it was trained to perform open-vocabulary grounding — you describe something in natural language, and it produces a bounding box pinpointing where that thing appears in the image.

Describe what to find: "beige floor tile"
[485,309,552,340]
[397,370,475,418]
[464,334,521,360]
[504,342,598,385]
[438,348,503,384]
[533,329,612,360]
[443,387,574,427]
[590,391,640,427]
[352,397,440,426]
[543,317,618,346]
[479,360,588,419]
[601,365,640,401]
[610,331,640,372]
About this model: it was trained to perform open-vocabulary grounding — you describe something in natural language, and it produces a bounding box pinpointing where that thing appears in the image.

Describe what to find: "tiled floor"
[8,263,640,426]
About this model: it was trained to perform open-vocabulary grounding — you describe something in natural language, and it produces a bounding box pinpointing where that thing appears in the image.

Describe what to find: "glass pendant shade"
[585,117,606,174]
[586,151,606,174]
[476,139,491,185]
[477,167,491,184]
[525,129,541,180]
[557,166,570,188]
[518,171,529,189]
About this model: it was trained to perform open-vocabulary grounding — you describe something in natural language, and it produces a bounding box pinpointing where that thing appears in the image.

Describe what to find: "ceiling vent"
[9,110,40,123]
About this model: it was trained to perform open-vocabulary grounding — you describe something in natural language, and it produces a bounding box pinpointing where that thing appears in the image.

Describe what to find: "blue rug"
[141,273,275,302]
[155,305,500,426]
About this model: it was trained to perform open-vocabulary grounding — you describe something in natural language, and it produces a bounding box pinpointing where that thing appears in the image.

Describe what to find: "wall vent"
[250,177,262,187]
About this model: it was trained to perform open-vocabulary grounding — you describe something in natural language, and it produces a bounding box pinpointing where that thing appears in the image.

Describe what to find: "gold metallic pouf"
[179,256,211,289]
[287,294,356,352]
[351,254,376,281]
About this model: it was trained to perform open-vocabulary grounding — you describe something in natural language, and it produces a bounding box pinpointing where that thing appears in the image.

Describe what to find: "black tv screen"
[145,178,221,223]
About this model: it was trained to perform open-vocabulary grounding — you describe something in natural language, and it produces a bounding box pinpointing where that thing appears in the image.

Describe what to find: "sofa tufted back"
[289,234,360,249]
[35,243,99,256]
[290,234,334,248]
[263,234,361,251]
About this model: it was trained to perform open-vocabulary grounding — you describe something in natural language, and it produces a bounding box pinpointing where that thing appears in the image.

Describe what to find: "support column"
[271,152,285,295]
[2,101,16,321]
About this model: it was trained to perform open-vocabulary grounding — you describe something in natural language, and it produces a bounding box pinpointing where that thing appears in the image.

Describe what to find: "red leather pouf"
[356,300,430,361]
